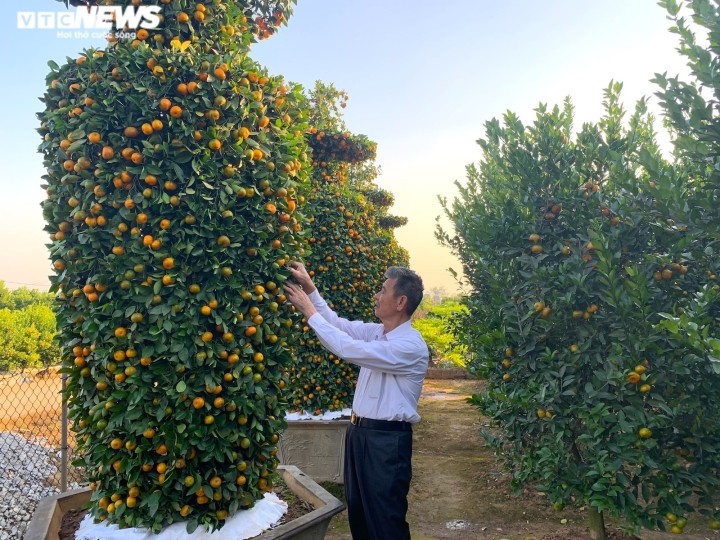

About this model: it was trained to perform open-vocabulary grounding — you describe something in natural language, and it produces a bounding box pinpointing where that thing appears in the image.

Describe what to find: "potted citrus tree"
[36,0,341,536]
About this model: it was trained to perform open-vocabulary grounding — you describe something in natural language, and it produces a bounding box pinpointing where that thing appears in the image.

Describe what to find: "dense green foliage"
[438,1,720,535]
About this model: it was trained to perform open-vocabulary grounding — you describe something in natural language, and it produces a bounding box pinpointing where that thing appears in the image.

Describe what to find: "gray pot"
[278,419,350,484]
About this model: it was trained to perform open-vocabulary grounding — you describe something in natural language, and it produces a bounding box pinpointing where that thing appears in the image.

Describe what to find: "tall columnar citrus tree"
[438,81,720,537]
[287,83,409,414]
[38,0,310,533]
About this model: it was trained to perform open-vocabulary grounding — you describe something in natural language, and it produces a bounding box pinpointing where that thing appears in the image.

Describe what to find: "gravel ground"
[0,432,80,540]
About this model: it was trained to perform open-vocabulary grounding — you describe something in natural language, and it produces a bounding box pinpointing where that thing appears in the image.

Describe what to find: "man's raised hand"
[284,281,317,318]
[288,261,316,294]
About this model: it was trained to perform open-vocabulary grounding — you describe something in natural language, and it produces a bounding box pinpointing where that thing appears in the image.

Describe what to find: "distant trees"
[0,281,59,372]
[413,297,467,367]
[0,281,53,310]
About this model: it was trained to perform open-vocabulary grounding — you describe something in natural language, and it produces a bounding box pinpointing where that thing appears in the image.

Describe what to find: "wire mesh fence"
[0,366,82,491]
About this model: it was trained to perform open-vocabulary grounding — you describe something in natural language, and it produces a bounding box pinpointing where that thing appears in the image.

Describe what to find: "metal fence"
[0,366,81,491]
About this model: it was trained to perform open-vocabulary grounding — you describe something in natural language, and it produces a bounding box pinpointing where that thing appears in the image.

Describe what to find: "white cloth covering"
[74,492,287,540]
[285,408,351,421]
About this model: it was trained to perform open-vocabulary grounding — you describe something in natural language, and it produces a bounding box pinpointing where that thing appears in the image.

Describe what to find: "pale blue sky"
[0,1,689,294]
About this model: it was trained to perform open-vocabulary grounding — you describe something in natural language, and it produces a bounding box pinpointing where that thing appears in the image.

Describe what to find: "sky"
[0,1,691,296]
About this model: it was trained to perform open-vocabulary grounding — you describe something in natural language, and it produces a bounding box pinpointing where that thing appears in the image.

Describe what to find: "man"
[285,261,428,540]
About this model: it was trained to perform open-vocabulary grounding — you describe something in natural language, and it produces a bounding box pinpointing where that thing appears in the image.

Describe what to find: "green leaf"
[68,128,85,141]
[174,151,194,164]
[145,491,161,516]
[709,355,720,374]
[67,139,86,152]
[171,162,185,181]
[186,520,199,534]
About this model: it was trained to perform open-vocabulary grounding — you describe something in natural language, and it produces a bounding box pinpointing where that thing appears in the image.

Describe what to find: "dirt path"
[323,378,716,540]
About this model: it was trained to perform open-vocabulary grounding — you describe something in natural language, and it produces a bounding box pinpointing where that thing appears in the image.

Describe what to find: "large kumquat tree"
[288,83,409,414]
[39,0,310,533]
[439,3,720,532]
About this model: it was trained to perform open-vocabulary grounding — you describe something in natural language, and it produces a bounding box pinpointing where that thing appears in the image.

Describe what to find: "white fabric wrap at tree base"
[75,492,287,540]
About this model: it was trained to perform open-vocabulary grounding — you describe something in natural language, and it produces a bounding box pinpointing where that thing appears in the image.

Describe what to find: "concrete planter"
[24,465,344,540]
[278,419,350,484]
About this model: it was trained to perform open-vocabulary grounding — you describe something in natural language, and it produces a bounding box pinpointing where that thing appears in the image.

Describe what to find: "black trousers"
[343,423,413,540]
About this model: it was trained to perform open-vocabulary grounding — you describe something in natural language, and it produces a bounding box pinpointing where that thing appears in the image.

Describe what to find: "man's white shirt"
[305,289,429,423]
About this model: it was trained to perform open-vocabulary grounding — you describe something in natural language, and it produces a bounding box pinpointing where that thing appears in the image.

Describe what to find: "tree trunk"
[588,507,607,540]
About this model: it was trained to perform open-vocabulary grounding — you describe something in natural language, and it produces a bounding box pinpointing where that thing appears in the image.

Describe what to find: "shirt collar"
[381,319,414,339]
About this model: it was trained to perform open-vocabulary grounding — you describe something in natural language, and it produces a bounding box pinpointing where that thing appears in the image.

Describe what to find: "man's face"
[374,277,401,320]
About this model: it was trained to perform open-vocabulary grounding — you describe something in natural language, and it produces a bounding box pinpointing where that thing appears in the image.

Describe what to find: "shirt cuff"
[307,312,323,327]
[308,289,321,300]
[308,289,324,306]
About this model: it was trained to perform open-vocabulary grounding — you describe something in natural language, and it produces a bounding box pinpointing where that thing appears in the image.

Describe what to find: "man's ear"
[396,295,407,312]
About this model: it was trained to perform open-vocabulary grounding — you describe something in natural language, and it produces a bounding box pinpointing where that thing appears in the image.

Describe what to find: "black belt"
[350,411,412,432]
